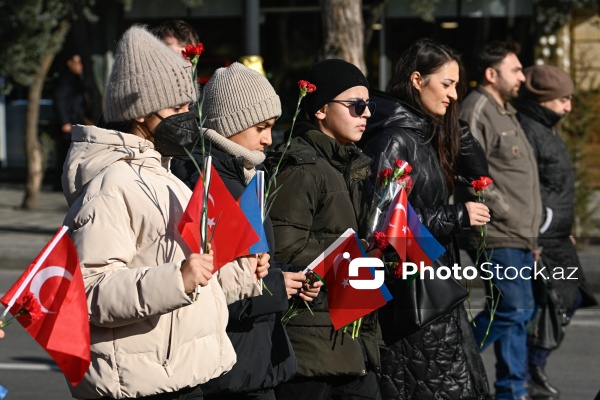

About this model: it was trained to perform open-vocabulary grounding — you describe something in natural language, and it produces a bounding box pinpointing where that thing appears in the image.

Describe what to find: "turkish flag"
[383,186,408,261]
[178,162,260,269]
[306,229,392,330]
[0,226,90,386]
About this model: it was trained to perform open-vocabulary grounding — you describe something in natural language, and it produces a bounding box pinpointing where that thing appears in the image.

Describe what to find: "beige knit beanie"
[103,25,196,122]
[203,62,281,137]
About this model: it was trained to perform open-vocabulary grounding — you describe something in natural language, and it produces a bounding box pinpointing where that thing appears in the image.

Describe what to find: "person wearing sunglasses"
[360,39,491,400]
[267,59,381,400]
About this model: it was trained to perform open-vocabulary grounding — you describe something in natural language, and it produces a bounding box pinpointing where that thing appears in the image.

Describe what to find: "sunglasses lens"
[355,100,367,116]
[367,102,376,116]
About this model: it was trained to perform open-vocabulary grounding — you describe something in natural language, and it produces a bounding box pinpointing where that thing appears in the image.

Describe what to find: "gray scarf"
[204,128,265,184]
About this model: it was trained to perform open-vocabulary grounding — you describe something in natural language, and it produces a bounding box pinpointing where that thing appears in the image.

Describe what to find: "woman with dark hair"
[360,39,491,399]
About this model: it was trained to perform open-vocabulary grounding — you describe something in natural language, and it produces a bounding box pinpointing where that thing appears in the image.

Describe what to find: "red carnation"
[298,80,317,96]
[182,43,204,60]
[21,292,43,321]
[471,176,494,192]
[392,262,404,279]
[373,231,390,250]
[379,168,393,180]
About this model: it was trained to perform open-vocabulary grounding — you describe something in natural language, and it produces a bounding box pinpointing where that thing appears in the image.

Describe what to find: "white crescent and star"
[207,194,216,229]
[332,252,351,280]
[388,203,407,228]
[29,266,72,313]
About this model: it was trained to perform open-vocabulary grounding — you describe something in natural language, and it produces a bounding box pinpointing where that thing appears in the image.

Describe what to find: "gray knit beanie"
[203,62,281,138]
[103,25,196,122]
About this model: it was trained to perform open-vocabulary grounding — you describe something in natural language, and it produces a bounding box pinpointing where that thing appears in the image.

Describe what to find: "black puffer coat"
[171,147,297,394]
[267,123,381,378]
[360,91,489,400]
[516,99,597,310]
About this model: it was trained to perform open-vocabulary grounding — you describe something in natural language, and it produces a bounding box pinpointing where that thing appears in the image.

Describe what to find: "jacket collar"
[296,123,367,174]
[516,98,563,128]
[205,146,247,185]
[475,86,519,117]
[363,90,432,142]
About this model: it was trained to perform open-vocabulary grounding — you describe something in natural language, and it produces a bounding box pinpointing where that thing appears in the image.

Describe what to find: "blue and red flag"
[238,174,269,254]
[381,186,446,268]
[178,163,259,269]
[405,202,446,266]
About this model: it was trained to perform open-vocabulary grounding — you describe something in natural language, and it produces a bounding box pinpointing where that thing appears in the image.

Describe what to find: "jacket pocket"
[496,130,528,164]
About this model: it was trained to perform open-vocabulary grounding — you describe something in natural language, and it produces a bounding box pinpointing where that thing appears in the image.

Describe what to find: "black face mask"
[150,111,199,156]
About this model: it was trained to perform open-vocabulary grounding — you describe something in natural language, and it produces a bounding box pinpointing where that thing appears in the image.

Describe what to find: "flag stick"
[196,156,212,299]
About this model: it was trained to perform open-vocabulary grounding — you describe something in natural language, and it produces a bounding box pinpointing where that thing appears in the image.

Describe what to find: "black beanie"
[303,59,369,118]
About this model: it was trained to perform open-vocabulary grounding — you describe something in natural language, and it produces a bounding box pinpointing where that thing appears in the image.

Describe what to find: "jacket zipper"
[162,312,175,377]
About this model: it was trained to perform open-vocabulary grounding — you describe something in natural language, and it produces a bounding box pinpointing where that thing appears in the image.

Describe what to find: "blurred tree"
[320,0,367,73]
[0,0,96,209]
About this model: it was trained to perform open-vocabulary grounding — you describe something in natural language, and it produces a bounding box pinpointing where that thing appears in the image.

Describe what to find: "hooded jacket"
[171,141,297,394]
[359,91,489,400]
[61,125,257,399]
[267,122,381,378]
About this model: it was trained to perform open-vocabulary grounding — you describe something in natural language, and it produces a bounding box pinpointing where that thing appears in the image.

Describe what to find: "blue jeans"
[472,248,535,400]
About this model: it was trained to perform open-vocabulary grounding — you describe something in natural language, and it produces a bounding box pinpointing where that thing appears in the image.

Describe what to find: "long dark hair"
[387,39,466,192]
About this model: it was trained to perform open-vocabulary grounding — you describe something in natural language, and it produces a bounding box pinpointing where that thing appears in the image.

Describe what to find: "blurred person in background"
[516,64,598,400]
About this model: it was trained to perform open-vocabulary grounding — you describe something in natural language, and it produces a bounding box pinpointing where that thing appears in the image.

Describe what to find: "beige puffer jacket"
[62,125,258,399]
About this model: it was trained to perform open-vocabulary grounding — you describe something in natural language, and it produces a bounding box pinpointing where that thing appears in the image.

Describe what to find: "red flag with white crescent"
[304,229,392,330]
[178,163,259,269]
[0,226,90,386]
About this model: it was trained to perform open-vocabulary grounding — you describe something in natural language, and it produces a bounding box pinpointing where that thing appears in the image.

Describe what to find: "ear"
[314,105,327,121]
[484,67,496,84]
[135,113,154,124]
[410,71,422,91]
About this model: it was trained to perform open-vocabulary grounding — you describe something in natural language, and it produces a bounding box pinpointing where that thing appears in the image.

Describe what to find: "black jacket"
[516,98,575,238]
[267,122,381,378]
[53,71,89,131]
[516,99,597,310]
[361,91,488,257]
[359,91,489,400]
[171,147,297,394]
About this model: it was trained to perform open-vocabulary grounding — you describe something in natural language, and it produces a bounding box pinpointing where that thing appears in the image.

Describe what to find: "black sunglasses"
[328,99,376,117]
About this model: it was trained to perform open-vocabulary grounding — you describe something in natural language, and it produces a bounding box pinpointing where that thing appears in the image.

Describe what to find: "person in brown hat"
[516,64,598,400]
